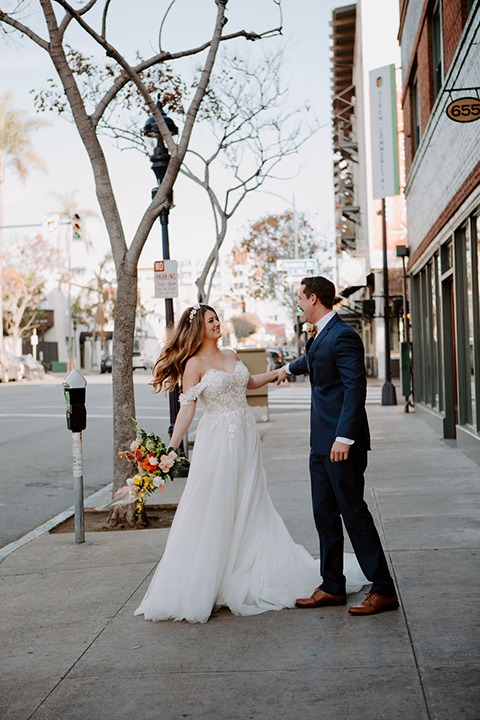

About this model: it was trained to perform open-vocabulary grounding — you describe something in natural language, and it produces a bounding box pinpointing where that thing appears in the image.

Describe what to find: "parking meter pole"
[63,370,88,544]
[72,432,85,543]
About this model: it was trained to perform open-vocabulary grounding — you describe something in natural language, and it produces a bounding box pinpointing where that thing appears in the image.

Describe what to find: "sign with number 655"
[446,97,480,123]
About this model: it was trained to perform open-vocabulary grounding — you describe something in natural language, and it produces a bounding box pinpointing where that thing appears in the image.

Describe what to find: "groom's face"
[297,285,316,323]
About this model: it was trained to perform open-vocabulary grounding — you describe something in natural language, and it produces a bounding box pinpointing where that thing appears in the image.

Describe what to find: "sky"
[1,0,350,277]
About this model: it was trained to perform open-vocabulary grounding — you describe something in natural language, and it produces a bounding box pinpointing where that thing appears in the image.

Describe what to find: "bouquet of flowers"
[100,419,186,517]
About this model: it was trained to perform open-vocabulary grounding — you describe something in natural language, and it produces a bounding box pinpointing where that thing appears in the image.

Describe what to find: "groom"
[277,276,398,615]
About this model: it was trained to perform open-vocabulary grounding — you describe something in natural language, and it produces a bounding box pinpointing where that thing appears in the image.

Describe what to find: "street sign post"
[154,260,178,299]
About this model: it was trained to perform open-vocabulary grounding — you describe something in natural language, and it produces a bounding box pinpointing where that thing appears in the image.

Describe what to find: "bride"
[134,303,366,623]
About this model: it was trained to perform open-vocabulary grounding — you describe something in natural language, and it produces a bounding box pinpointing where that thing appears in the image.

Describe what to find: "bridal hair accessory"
[189,303,201,322]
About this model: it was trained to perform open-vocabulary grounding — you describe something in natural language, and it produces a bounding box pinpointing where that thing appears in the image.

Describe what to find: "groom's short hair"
[301,276,336,309]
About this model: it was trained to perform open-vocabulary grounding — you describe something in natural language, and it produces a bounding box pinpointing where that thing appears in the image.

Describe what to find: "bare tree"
[231,211,333,329]
[180,50,316,302]
[1,233,63,351]
[0,0,281,525]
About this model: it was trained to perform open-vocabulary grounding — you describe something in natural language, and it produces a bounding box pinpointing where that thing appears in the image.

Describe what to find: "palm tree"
[0,91,49,350]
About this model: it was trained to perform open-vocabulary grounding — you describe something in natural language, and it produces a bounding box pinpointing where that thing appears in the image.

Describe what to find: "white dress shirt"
[285,311,354,446]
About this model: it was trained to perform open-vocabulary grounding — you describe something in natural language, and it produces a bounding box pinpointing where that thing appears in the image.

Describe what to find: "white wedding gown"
[134,361,366,623]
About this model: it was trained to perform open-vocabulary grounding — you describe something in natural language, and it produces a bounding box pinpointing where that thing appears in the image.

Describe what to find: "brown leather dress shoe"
[348,592,399,615]
[296,588,347,608]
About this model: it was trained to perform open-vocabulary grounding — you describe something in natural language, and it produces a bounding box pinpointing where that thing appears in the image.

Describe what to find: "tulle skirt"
[134,411,366,624]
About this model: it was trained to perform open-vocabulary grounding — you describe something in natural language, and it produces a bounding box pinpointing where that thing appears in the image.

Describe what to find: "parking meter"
[63,370,87,432]
[63,370,87,543]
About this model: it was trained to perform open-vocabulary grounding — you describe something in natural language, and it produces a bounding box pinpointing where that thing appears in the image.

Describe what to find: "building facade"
[399,0,480,463]
[331,0,407,379]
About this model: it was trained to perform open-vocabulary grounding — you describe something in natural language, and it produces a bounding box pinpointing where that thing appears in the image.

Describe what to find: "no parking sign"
[154,260,178,298]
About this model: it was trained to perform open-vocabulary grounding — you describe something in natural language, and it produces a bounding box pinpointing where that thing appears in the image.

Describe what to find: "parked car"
[266,348,284,373]
[100,354,113,373]
[18,354,46,380]
[0,349,23,383]
[133,351,153,371]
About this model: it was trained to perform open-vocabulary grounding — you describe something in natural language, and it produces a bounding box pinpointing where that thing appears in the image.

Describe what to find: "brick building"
[399,0,480,463]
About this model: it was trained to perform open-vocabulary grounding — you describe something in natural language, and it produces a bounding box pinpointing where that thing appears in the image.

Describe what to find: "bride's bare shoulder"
[220,347,239,360]
[183,355,204,386]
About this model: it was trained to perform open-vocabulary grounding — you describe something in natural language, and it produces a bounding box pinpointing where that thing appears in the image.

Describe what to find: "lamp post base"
[382,381,397,406]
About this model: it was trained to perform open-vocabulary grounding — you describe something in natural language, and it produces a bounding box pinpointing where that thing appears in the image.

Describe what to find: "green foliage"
[230,315,257,341]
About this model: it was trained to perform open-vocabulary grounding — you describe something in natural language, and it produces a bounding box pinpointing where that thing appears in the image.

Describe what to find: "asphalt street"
[0,370,201,548]
[0,372,381,550]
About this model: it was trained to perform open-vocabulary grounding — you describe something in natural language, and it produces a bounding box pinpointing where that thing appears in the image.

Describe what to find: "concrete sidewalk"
[1,383,479,719]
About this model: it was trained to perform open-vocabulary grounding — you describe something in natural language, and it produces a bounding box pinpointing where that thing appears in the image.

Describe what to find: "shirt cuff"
[336,436,355,445]
[284,363,292,375]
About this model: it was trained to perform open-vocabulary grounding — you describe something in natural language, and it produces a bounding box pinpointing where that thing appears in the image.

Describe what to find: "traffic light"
[72,213,82,241]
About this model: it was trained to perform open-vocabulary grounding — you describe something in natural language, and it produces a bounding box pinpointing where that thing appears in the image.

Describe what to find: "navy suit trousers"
[309,451,396,597]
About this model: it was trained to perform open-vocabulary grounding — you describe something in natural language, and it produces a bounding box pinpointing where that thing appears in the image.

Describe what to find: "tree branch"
[52,0,177,154]
[158,0,177,53]
[58,0,98,38]
[101,0,112,40]
[127,0,232,266]
[90,26,279,128]
[0,11,50,50]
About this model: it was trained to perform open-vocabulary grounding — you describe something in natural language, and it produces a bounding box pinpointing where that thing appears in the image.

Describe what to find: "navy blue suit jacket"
[289,314,371,455]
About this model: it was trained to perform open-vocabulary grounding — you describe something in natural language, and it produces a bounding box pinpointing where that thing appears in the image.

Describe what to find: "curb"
[0,482,113,564]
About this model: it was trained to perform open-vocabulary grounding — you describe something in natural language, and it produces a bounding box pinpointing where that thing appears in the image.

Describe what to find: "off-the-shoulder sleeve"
[179,380,204,406]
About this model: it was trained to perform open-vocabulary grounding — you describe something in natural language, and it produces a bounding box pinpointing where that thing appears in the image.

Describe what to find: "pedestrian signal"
[72,213,82,241]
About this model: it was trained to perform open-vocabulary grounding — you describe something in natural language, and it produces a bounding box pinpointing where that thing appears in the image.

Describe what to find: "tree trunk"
[109,261,138,527]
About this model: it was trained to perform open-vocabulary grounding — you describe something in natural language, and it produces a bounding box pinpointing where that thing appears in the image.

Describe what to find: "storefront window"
[435,253,444,412]
[421,268,431,404]
[430,260,439,408]
[465,225,475,426]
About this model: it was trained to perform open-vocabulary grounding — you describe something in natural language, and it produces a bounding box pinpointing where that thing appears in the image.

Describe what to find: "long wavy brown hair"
[151,304,218,393]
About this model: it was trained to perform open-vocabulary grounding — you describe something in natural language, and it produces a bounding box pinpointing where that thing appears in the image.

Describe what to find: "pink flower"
[168,451,177,460]
[159,454,174,473]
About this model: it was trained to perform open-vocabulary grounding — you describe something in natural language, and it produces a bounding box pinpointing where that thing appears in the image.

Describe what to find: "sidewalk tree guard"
[0,0,283,526]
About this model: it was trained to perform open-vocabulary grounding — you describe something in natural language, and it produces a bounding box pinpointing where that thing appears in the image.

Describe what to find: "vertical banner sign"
[369,64,400,199]
[154,260,178,298]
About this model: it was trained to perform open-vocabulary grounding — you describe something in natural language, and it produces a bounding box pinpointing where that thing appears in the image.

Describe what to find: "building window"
[411,72,421,152]
[465,224,476,426]
[431,1,443,99]
[429,260,439,408]
[435,253,444,412]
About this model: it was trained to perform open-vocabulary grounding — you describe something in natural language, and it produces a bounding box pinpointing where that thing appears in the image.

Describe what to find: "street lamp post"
[143,99,180,439]
[381,198,397,406]
[396,244,412,412]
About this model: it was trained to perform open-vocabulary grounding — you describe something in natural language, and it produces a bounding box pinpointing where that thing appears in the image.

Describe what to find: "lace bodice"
[179,361,254,441]
[180,360,250,413]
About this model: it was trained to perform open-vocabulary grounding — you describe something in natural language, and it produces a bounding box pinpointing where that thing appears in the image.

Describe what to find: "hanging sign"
[446,97,480,123]
[154,260,178,298]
